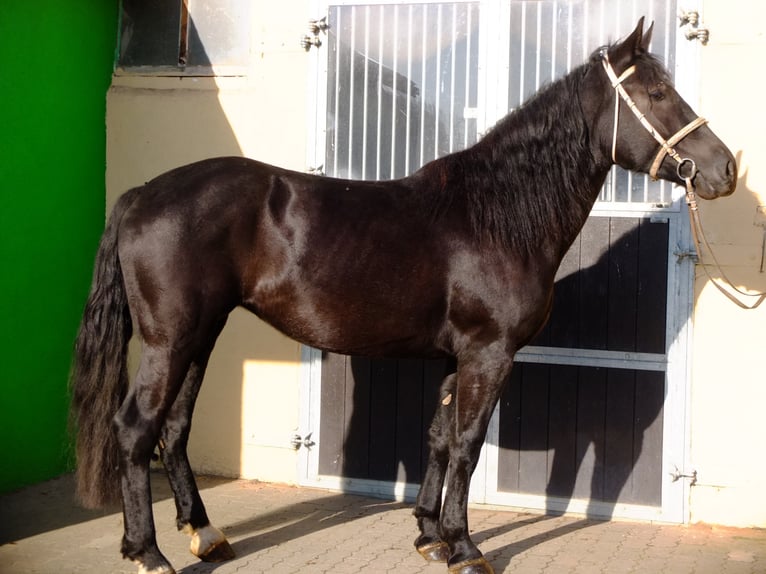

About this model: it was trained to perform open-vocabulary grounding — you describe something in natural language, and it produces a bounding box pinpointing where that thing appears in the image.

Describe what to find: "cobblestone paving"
[1,474,764,573]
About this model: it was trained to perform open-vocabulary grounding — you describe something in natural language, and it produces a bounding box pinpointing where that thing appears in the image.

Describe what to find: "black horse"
[71,19,736,574]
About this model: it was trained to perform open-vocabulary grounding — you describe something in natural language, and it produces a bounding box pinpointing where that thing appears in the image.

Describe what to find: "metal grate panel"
[325,2,480,180]
[507,0,678,206]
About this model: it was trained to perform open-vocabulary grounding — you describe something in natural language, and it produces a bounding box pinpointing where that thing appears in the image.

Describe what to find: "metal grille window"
[324,0,679,206]
[117,0,250,75]
[325,2,480,180]
[506,0,678,206]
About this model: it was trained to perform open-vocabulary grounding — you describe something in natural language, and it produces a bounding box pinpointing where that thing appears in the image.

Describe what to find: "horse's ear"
[609,17,652,66]
[641,20,654,52]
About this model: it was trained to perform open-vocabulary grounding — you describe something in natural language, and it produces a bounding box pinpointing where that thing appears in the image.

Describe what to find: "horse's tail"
[70,187,140,509]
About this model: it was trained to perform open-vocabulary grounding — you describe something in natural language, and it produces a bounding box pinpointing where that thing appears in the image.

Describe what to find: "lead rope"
[683,163,766,309]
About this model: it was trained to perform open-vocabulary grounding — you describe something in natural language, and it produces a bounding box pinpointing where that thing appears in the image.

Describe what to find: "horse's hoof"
[448,557,495,574]
[416,540,450,562]
[198,539,236,562]
[189,524,235,562]
[134,561,176,574]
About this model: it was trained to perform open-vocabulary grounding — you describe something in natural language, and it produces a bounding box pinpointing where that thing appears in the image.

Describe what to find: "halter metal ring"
[677,158,697,180]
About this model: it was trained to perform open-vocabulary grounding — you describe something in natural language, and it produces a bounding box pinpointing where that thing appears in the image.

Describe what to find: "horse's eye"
[649,83,665,101]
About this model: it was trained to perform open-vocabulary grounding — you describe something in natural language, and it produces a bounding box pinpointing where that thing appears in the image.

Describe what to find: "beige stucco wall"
[106,4,310,483]
[689,1,766,528]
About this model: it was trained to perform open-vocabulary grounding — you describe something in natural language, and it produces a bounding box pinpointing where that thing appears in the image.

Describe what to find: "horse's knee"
[428,377,457,450]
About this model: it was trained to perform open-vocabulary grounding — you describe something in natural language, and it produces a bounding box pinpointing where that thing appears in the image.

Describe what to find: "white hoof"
[134,561,176,574]
[187,524,235,562]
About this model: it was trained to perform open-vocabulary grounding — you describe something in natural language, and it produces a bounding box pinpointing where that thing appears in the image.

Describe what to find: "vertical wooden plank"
[368,358,398,480]
[344,356,371,479]
[318,352,347,476]
[546,365,579,498]
[573,366,606,500]
[497,366,523,492]
[607,218,639,351]
[578,218,610,349]
[395,358,424,483]
[603,369,636,502]
[632,370,665,505]
[636,219,669,354]
[547,229,582,347]
[518,364,550,494]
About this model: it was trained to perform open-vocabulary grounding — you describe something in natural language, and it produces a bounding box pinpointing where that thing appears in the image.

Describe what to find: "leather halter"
[602,53,708,180]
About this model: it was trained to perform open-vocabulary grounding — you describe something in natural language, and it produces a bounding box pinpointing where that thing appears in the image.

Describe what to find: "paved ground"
[1,473,764,574]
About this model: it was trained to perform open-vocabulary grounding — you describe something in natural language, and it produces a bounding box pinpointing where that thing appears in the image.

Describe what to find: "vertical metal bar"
[376,5,384,180]
[390,4,399,178]
[535,1,542,90]
[449,5,457,153]
[405,4,413,175]
[332,6,341,176]
[582,0,589,62]
[362,6,370,179]
[567,2,573,72]
[551,1,558,80]
[347,6,356,177]
[434,4,443,160]
[420,6,427,167]
[464,4,472,149]
[519,2,526,104]
[178,0,190,66]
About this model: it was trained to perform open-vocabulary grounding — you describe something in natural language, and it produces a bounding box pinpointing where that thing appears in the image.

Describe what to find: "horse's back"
[111,157,453,355]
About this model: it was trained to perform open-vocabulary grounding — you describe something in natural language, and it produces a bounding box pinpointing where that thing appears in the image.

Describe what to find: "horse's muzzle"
[695,152,737,200]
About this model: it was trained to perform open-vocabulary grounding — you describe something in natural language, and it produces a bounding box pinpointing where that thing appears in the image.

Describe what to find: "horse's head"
[586,18,737,200]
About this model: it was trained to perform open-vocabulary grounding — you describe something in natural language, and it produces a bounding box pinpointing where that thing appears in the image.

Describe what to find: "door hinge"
[679,10,709,45]
[674,246,699,263]
[670,464,698,485]
[290,432,316,451]
[301,17,329,51]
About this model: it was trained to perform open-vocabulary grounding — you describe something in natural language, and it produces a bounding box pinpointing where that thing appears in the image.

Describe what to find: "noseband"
[602,53,707,180]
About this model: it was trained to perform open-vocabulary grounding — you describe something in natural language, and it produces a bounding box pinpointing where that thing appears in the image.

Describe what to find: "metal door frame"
[298,0,701,524]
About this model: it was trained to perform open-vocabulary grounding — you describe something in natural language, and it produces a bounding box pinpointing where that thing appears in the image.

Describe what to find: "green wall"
[0,2,118,492]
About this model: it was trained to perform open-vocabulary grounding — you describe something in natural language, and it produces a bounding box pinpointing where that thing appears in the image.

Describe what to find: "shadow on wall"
[326,219,671,526]
[111,4,291,481]
[694,150,766,304]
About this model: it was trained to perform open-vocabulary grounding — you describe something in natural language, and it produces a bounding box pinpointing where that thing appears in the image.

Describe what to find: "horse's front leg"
[414,373,456,563]
[440,354,512,574]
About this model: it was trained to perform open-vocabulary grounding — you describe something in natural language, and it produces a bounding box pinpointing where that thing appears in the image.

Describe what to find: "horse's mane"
[418,58,603,258]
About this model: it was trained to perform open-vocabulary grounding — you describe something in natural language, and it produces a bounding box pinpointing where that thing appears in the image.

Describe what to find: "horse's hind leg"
[158,335,235,563]
[114,345,191,574]
[413,372,456,563]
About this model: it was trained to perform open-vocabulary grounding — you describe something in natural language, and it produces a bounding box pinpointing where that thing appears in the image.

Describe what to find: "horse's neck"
[475,115,612,261]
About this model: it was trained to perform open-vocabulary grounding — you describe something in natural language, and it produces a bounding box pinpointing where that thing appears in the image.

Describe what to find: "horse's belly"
[248,283,446,358]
